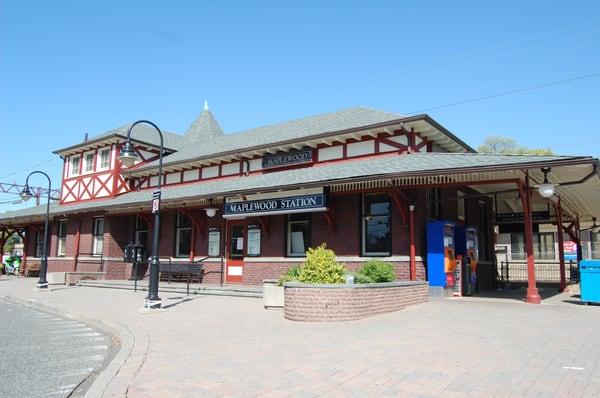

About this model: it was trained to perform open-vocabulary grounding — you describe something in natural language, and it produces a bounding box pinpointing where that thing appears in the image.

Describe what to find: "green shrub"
[351,272,373,284]
[277,265,302,286]
[358,260,396,283]
[298,243,346,284]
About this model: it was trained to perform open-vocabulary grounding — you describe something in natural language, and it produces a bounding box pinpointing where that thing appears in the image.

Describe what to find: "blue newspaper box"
[580,260,600,305]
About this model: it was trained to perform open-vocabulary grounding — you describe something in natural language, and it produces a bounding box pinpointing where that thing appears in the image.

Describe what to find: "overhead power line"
[407,72,600,114]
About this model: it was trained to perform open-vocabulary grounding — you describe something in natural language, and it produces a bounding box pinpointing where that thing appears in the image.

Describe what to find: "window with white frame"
[287,214,311,256]
[361,193,391,256]
[84,152,94,173]
[207,228,221,257]
[175,214,192,257]
[99,148,111,170]
[92,217,104,255]
[57,220,67,256]
[70,156,81,176]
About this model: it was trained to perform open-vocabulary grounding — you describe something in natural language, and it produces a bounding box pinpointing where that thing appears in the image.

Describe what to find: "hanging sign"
[224,187,327,218]
[262,148,313,169]
[495,211,550,223]
[151,191,161,214]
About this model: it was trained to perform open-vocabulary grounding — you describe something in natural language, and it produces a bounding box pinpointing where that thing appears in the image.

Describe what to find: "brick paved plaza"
[2,278,600,397]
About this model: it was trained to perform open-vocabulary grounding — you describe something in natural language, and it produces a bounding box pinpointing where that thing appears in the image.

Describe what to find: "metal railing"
[76,252,105,272]
[497,261,577,287]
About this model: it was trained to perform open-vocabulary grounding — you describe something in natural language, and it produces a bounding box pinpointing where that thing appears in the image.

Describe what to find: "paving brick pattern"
[2,278,600,397]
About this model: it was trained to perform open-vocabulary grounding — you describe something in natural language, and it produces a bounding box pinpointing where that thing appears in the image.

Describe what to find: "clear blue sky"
[1,1,599,211]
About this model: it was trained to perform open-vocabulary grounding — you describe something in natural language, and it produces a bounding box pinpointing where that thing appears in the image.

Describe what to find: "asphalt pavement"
[0,297,113,398]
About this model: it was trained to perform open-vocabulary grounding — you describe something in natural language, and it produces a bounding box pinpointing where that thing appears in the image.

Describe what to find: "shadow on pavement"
[161,297,196,309]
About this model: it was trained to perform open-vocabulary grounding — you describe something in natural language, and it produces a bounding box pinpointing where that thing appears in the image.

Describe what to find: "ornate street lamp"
[118,120,164,309]
[20,171,52,289]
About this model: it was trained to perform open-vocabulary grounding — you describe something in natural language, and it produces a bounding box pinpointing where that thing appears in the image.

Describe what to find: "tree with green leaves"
[477,136,553,155]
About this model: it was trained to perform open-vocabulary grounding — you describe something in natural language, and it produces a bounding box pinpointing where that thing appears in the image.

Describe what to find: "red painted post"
[409,204,416,281]
[189,221,196,263]
[519,178,541,304]
[554,198,567,292]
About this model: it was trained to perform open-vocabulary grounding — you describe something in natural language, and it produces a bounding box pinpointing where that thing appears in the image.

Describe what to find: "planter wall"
[284,281,429,322]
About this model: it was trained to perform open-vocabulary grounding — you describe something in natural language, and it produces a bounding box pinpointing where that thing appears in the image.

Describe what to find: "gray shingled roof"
[130,106,409,172]
[0,153,590,223]
[53,123,187,154]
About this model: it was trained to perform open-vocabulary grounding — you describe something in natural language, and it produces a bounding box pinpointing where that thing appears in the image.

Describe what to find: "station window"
[428,188,441,220]
[536,232,555,260]
[207,227,221,257]
[92,217,104,256]
[35,230,45,258]
[71,156,81,176]
[84,153,94,173]
[510,232,555,260]
[57,220,67,256]
[175,214,192,257]
[591,232,600,259]
[361,193,391,256]
[99,149,111,169]
[287,214,311,257]
[247,225,261,257]
[134,216,148,247]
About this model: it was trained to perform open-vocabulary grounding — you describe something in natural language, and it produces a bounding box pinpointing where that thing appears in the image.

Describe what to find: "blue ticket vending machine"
[456,226,478,295]
[427,221,457,287]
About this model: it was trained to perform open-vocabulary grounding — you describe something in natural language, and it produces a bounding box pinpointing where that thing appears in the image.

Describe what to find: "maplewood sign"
[224,188,327,218]
[262,148,313,169]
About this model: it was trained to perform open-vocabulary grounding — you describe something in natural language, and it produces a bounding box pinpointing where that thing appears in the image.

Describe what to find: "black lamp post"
[119,120,164,309]
[20,171,52,289]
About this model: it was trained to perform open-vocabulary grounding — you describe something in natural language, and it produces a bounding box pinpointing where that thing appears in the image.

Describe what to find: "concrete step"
[77,280,263,298]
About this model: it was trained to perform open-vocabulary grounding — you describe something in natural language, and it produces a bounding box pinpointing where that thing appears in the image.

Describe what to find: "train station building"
[1,105,599,303]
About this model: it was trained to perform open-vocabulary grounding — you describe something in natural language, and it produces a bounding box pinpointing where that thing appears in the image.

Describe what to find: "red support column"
[518,178,541,304]
[554,198,567,292]
[189,223,196,262]
[409,204,416,281]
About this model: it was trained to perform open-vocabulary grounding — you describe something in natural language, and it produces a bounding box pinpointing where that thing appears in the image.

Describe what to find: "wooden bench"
[25,261,41,277]
[159,263,205,295]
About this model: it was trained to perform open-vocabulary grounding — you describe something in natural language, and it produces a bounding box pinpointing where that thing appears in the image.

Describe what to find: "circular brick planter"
[283,281,429,322]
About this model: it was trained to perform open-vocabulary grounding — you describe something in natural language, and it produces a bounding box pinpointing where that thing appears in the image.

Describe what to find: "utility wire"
[406,72,600,114]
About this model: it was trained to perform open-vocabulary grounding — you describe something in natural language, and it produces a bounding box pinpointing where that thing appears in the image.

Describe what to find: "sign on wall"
[262,148,313,169]
[495,211,550,224]
[224,187,327,218]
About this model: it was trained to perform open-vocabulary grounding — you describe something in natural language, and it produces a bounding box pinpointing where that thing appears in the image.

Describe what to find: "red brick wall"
[242,260,426,286]
[47,259,75,273]
[284,281,429,321]
[243,262,300,285]
[312,193,360,255]
[105,261,133,280]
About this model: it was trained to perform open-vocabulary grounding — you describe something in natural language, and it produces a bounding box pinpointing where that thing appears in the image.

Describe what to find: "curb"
[3,294,135,398]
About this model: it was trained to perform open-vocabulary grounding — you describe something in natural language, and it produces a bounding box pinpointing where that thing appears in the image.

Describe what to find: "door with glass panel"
[226,221,245,283]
